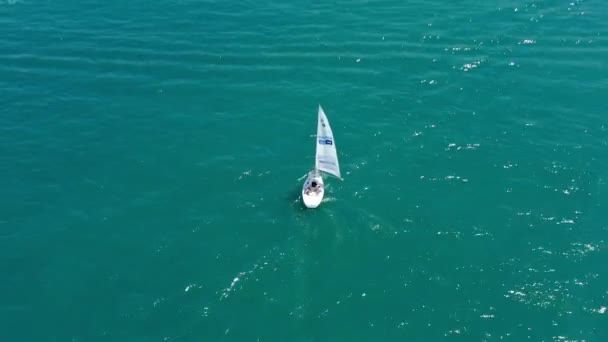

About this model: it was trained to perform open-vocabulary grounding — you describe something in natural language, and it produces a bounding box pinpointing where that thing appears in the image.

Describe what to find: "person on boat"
[305,181,318,195]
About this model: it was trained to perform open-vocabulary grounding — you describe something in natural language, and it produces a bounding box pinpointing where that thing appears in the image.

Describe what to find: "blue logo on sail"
[318,137,333,145]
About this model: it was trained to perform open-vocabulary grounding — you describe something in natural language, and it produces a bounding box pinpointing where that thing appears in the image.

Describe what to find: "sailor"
[311,181,322,193]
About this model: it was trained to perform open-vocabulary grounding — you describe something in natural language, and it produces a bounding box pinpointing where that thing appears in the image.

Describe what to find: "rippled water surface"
[1,0,607,341]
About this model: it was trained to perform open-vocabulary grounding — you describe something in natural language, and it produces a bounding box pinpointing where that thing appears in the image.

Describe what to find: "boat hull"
[302,173,324,208]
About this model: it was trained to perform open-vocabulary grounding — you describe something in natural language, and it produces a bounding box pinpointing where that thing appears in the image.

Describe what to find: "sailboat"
[302,105,342,208]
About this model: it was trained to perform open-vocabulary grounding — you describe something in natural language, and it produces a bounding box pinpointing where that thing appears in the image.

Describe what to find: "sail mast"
[314,105,321,174]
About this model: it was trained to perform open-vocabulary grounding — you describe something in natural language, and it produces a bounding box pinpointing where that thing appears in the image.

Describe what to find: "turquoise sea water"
[1,0,607,341]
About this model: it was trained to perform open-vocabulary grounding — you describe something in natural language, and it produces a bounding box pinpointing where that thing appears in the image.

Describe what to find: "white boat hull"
[302,173,324,208]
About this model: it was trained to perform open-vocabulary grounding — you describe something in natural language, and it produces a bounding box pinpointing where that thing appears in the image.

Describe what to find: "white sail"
[315,105,341,179]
